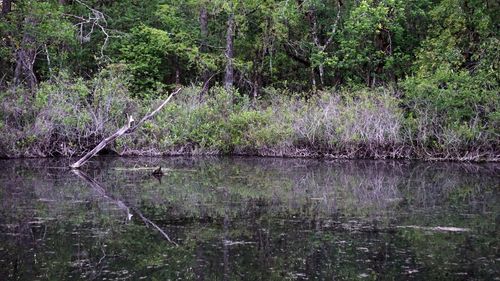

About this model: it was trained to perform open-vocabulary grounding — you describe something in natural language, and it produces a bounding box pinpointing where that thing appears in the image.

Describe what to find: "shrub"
[402,66,499,154]
[0,66,138,157]
[280,88,403,151]
[1,77,495,161]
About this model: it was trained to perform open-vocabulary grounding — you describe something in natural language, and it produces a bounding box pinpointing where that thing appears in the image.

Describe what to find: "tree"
[403,0,499,146]
[224,3,235,92]
[1,0,11,16]
[1,1,74,93]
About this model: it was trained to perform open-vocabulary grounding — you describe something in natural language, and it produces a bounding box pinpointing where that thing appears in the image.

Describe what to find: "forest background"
[0,0,498,160]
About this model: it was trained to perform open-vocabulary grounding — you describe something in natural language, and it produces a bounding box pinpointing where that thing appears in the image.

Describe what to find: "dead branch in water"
[133,207,178,246]
[72,169,133,220]
[72,169,178,245]
[70,88,181,169]
[396,225,470,232]
[70,115,135,169]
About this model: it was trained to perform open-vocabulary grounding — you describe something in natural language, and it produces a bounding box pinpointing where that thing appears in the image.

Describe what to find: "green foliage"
[413,0,496,74]
[0,66,136,156]
[403,67,498,125]
[339,0,425,85]
[136,87,283,153]
[119,25,172,96]
[0,0,75,80]
[402,66,499,149]
[1,0,496,93]
[402,0,499,149]
[0,0,498,160]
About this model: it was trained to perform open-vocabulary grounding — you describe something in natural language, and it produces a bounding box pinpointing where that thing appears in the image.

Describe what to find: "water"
[0,157,498,280]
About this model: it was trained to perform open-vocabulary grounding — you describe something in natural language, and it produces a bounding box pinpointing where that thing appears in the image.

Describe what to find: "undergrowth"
[0,71,498,161]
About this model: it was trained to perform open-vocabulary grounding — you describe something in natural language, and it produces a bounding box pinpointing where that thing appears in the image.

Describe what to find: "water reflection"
[0,157,498,280]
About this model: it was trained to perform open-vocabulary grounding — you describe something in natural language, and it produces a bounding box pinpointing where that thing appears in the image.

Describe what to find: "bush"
[275,88,403,152]
[0,66,138,157]
[1,78,496,161]
[128,86,291,154]
[402,66,499,154]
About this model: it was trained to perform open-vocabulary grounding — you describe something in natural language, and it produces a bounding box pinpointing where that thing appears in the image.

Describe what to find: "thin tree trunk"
[199,4,210,95]
[318,65,324,86]
[303,1,342,89]
[310,67,316,91]
[1,0,11,16]
[252,47,264,100]
[200,5,209,53]
[224,11,235,92]
[308,8,324,87]
[175,68,180,85]
[252,72,261,100]
[252,17,272,100]
[14,17,38,93]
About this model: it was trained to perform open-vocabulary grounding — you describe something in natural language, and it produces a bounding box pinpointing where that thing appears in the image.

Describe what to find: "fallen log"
[70,88,181,169]
[70,115,135,169]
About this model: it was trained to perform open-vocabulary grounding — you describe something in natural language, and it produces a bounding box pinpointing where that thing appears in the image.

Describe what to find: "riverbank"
[1,82,497,162]
[2,148,497,162]
[116,147,497,162]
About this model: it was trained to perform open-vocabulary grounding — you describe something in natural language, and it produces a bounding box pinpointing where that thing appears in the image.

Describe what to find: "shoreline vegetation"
[1,80,498,162]
[1,1,498,162]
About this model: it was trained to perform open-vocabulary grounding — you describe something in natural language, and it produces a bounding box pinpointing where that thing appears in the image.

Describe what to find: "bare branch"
[320,4,342,51]
[70,115,135,169]
[70,88,182,169]
[129,88,181,132]
[64,0,112,58]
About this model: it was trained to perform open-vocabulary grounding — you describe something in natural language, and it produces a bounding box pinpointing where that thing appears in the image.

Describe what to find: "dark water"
[0,157,498,281]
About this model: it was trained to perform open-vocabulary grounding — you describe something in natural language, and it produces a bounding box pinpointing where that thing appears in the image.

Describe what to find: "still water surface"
[0,157,498,280]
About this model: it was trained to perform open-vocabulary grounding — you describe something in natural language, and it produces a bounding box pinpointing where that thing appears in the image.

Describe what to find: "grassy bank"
[0,71,497,162]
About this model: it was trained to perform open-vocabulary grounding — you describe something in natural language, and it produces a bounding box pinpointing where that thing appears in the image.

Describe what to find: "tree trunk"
[200,6,209,53]
[307,8,324,87]
[175,68,180,85]
[14,47,38,93]
[1,0,11,16]
[224,12,235,92]
[199,4,210,95]
[252,17,272,100]
[252,45,265,100]
[14,17,38,94]
[70,115,135,169]
[252,71,261,100]
[303,1,342,89]
[318,64,325,87]
[310,67,317,91]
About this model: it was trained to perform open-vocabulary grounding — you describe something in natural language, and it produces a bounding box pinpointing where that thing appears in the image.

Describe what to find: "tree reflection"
[0,157,497,280]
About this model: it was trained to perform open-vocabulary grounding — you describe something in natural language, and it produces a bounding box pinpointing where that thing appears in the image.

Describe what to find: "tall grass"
[0,73,497,161]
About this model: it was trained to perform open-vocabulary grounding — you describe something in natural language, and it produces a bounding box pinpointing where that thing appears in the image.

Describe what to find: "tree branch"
[70,88,181,169]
